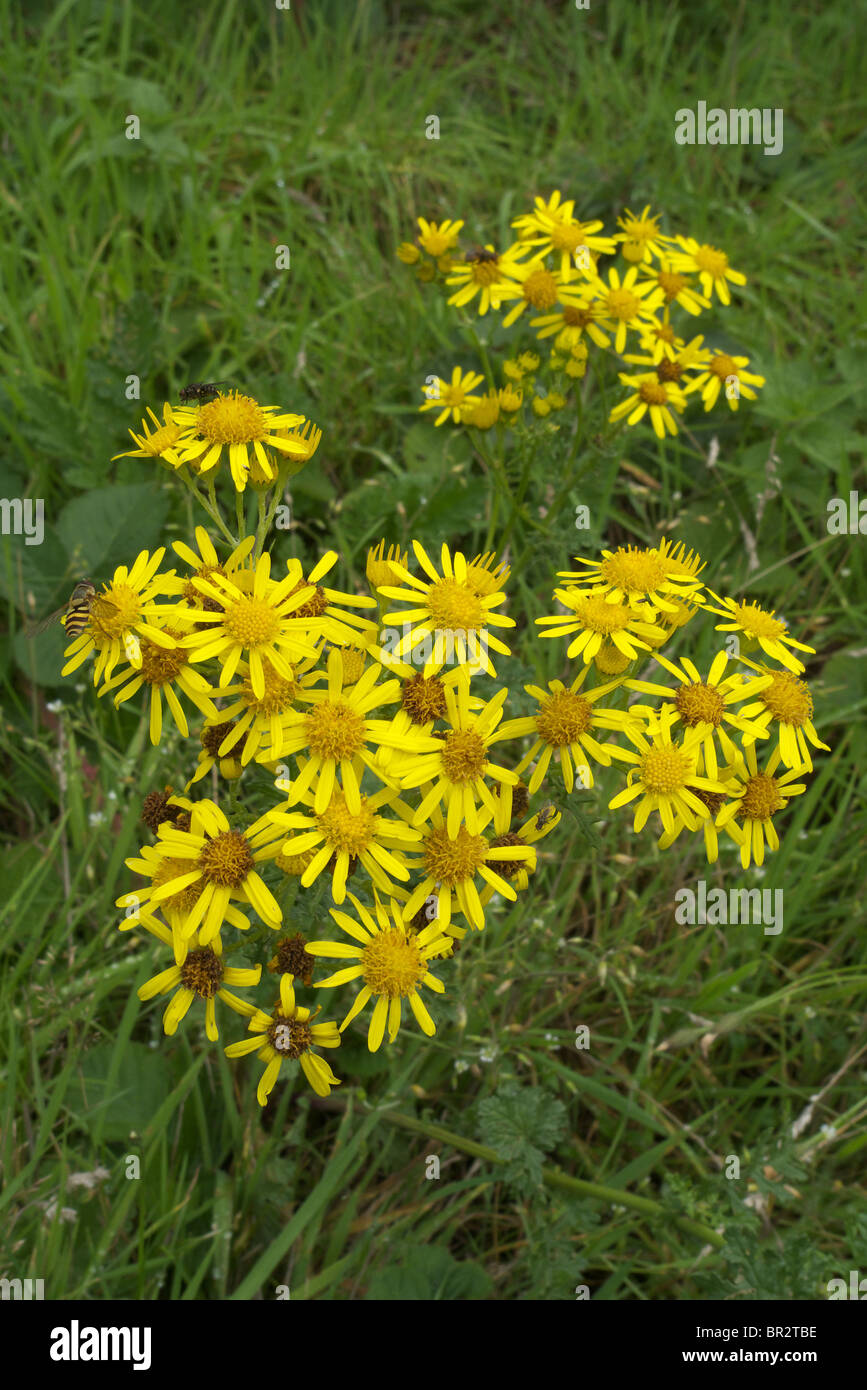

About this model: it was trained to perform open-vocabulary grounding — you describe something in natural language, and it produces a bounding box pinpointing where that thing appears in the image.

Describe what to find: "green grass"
[0,0,865,1301]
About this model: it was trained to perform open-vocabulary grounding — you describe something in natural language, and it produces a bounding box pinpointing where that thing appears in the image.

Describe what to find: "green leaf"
[78,1042,171,1143]
[364,1245,492,1300]
[55,483,170,578]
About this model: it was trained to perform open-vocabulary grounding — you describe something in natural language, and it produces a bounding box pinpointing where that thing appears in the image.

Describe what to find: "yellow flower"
[479,782,561,897]
[684,352,765,412]
[402,803,535,932]
[623,650,773,778]
[265,779,422,903]
[178,551,322,699]
[416,217,464,257]
[667,236,747,306]
[609,371,687,438]
[445,244,525,315]
[258,646,408,813]
[308,892,452,1050]
[60,549,178,687]
[587,265,665,353]
[398,673,519,836]
[733,662,830,771]
[111,403,186,468]
[225,973,341,1104]
[99,620,219,745]
[123,797,283,944]
[377,539,516,678]
[367,539,409,589]
[511,191,616,280]
[494,670,637,793]
[173,390,312,492]
[135,920,260,1042]
[537,590,659,663]
[613,206,673,264]
[714,744,809,868]
[531,296,613,349]
[279,551,378,644]
[556,539,705,615]
[609,712,730,835]
[418,366,485,425]
[704,593,815,674]
[637,260,710,315]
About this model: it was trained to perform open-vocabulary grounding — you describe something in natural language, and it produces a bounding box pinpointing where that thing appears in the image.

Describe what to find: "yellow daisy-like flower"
[111,402,186,468]
[401,802,535,933]
[537,591,660,664]
[171,527,255,612]
[416,217,465,257]
[377,539,515,678]
[667,236,747,306]
[479,782,561,898]
[466,550,510,597]
[638,260,710,315]
[656,776,739,865]
[99,621,219,745]
[587,266,665,354]
[445,244,525,316]
[623,650,773,778]
[126,797,283,944]
[172,390,311,492]
[366,539,409,590]
[494,669,637,793]
[396,241,421,265]
[557,539,705,614]
[264,778,422,904]
[609,714,730,835]
[609,371,688,438]
[135,920,260,1042]
[60,549,178,687]
[493,260,587,329]
[497,382,524,413]
[684,351,765,412]
[185,717,249,787]
[531,296,613,349]
[714,743,809,869]
[118,843,255,964]
[418,365,485,424]
[193,653,319,771]
[732,662,830,772]
[259,647,410,813]
[279,551,378,645]
[398,674,519,836]
[369,657,480,774]
[225,973,341,1105]
[623,332,710,373]
[461,389,500,429]
[250,417,322,482]
[308,892,451,1050]
[704,592,815,674]
[178,551,322,699]
[613,206,673,264]
[511,191,617,280]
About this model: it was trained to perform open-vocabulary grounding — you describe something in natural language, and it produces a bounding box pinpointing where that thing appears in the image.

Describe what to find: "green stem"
[179,470,237,547]
[367,1106,725,1249]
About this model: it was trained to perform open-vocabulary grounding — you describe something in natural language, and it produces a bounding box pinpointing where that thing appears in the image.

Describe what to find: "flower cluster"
[530,540,825,868]
[400,194,764,437]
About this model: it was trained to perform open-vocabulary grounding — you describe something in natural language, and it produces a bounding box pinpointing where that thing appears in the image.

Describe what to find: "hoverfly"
[178,381,232,404]
[25,579,117,641]
[464,245,498,264]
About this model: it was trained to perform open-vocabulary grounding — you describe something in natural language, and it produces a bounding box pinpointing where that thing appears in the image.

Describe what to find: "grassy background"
[0,0,865,1300]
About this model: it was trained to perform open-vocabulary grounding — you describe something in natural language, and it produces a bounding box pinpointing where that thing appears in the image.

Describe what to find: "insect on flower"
[178,381,233,403]
[464,246,498,264]
[25,579,117,641]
